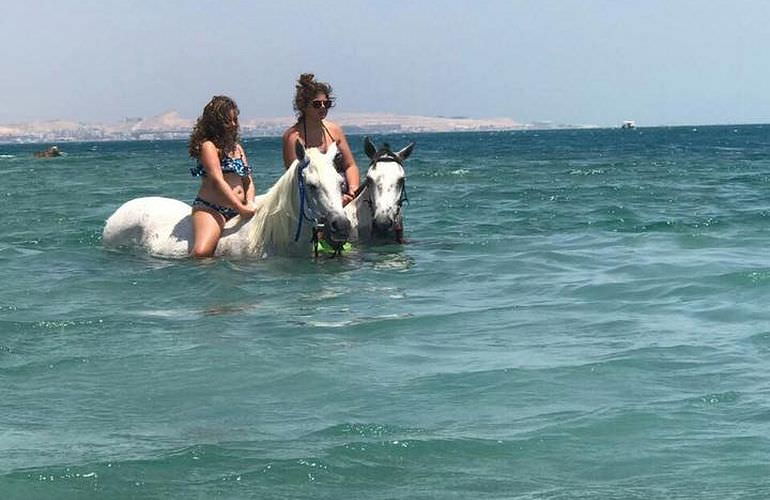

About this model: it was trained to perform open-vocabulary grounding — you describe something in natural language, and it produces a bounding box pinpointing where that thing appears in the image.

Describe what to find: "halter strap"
[369,154,403,167]
[300,119,335,152]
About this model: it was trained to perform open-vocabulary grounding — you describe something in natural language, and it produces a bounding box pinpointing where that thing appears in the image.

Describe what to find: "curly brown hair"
[293,73,334,119]
[188,95,241,159]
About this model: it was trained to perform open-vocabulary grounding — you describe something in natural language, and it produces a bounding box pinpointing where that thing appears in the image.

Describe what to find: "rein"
[293,159,317,243]
[393,184,407,244]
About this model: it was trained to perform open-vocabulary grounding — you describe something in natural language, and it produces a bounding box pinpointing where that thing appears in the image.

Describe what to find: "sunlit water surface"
[2,127,770,498]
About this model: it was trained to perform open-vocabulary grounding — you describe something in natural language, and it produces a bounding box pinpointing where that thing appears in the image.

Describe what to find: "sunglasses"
[311,99,334,109]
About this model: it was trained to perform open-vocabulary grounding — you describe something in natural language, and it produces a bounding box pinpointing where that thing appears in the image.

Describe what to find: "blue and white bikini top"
[190,156,252,178]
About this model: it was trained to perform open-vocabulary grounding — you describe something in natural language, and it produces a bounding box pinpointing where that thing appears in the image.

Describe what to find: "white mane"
[345,184,372,242]
[247,159,301,257]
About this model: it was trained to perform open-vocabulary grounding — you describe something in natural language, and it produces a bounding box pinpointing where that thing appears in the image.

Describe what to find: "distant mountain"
[0,111,582,144]
[331,113,524,133]
[127,111,191,131]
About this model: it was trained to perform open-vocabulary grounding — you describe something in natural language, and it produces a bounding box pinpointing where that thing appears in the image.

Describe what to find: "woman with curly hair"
[188,95,255,258]
[282,73,360,206]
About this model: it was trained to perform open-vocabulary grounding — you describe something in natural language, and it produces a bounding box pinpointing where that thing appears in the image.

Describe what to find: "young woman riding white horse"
[282,73,360,207]
[187,96,256,258]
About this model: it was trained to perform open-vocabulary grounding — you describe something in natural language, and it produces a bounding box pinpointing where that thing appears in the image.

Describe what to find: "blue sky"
[2,0,768,126]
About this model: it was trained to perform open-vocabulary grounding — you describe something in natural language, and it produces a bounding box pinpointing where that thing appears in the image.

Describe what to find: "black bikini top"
[301,120,344,171]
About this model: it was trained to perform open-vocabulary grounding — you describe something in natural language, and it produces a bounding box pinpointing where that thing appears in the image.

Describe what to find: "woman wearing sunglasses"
[282,73,360,206]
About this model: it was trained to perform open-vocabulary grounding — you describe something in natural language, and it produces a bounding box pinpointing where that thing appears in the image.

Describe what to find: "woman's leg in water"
[191,208,224,258]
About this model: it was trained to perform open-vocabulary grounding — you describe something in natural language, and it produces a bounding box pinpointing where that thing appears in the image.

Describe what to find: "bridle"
[361,151,408,243]
[294,158,344,257]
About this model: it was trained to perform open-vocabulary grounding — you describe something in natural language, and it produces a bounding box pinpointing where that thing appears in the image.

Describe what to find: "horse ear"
[364,136,377,159]
[295,139,306,162]
[396,142,415,161]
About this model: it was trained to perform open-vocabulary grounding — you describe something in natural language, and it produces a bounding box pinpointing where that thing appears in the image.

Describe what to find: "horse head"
[295,140,351,245]
[363,136,415,238]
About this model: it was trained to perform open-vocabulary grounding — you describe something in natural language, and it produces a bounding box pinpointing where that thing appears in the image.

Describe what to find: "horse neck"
[352,184,370,212]
[246,161,304,255]
[347,184,372,235]
[265,161,301,215]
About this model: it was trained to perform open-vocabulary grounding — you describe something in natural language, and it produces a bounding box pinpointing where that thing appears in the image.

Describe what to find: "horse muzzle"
[324,214,351,243]
[372,212,399,235]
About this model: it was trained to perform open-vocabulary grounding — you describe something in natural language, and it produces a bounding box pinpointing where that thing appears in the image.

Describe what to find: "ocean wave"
[689,391,741,406]
[422,168,471,178]
[569,168,605,176]
[304,422,425,440]
[4,423,769,498]
[746,330,770,353]
[0,354,91,375]
[292,312,414,329]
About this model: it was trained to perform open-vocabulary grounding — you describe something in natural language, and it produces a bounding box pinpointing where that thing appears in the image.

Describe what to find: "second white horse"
[346,137,414,243]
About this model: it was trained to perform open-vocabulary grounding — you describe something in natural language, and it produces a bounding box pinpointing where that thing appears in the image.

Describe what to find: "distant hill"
[0,111,584,143]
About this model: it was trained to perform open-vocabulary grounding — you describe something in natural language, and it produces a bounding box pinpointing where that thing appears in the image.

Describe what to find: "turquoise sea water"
[2,126,770,498]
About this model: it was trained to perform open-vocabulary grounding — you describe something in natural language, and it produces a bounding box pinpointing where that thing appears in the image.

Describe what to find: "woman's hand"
[342,192,354,206]
[238,205,256,218]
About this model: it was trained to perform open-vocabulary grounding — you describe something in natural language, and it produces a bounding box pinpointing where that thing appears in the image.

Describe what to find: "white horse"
[103,141,350,258]
[345,137,414,243]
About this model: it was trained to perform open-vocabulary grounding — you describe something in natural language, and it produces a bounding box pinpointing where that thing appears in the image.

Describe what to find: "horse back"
[103,197,192,257]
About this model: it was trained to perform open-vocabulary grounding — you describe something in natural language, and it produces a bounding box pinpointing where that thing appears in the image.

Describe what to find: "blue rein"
[294,159,316,242]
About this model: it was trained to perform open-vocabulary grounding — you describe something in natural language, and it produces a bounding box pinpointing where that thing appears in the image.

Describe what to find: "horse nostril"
[328,216,350,236]
[372,218,394,234]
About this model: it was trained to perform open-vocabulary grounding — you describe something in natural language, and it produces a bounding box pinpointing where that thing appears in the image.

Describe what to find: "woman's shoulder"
[323,120,346,137]
[200,140,219,155]
[282,124,300,141]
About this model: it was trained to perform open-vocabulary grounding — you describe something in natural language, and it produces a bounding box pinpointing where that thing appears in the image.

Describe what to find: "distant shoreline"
[0,116,766,145]
[0,111,589,145]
